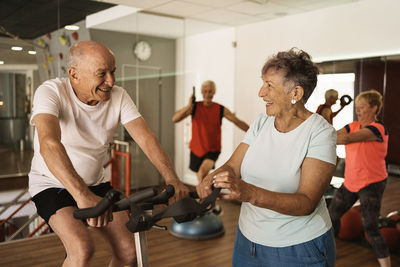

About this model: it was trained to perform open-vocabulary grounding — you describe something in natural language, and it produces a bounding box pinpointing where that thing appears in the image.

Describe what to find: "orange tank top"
[189,102,223,157]
[343,121,388,192]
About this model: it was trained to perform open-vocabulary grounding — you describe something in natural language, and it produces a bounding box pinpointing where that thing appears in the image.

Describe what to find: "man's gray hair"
[201,80,216,92]
[325,89,338,100]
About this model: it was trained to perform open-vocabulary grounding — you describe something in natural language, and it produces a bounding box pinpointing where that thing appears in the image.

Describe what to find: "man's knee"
[67,238,95,264]
[111,237,136,264]
[115,247,137,265]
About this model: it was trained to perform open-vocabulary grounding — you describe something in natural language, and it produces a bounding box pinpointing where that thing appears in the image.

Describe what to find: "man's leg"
[97,210,137,267]
[196,159,215,184]
[49,207,95,267]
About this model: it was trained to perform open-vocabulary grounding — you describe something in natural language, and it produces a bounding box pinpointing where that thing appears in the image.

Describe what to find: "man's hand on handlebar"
[167,180,190,204]
[77,192,113,227]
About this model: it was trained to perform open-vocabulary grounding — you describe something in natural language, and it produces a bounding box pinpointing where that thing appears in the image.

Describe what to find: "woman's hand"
[197,143,249,200]
[196,174,214,199]
[212,171,252,202]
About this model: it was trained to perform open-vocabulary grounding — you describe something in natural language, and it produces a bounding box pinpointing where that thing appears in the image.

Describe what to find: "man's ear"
[68,67,78,80]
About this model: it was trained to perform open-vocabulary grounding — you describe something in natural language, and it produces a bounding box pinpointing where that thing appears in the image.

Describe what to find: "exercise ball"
[387,213,400,232]
[338,206,363,240]
[364,225,400,252]
[169,212,224,240]
[365,213,400,252]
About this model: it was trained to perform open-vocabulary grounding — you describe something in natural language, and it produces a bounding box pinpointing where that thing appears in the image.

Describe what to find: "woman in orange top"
[328,90,390,267]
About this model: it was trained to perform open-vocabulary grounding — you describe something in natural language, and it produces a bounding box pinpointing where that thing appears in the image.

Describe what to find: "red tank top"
[189,102,223,157]
[343,121,388,192]
[316,104,333,124]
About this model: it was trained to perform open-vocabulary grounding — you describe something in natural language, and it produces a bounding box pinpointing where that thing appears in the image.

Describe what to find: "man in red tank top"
[316,89,345,124]
[172,80,249,183]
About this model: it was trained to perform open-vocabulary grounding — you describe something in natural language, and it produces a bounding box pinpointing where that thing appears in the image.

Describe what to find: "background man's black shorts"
[189,151,220,172]
[31,182,113,223]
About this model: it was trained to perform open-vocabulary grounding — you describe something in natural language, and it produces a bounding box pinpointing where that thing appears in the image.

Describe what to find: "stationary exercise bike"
[73,185,221,267]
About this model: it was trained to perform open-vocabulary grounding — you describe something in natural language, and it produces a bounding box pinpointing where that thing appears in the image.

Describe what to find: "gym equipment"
[340,95,353,106]
[169,207,224,240]
[387,211,400,232]
[365,211,400,252]
[192,86,196,103]
[169,188,224,240]
[338,205,363,240]
[74,185,221,267]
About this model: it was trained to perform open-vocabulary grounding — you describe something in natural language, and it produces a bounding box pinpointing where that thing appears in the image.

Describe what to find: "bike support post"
[134,231,149,267]
[134,209,152,267]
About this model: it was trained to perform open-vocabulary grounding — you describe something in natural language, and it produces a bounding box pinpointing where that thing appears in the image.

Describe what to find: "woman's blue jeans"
[232,227,336,267]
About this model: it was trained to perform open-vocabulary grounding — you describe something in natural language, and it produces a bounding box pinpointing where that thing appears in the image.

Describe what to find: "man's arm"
[171,95,194,123]
[332,105,345,118]
[34,113,110,227]
[223,107,249,132]
[321,108,333,123]
[337,126,380,145]
[124,117,189,202]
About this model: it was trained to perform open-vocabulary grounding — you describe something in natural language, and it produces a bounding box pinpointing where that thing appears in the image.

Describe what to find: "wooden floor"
[1,176,400,267]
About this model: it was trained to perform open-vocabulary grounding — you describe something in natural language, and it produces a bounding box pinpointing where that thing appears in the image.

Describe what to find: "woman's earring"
[291,99,296,104]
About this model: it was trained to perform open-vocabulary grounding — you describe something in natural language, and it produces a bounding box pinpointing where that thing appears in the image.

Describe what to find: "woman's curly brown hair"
[262,48,319,103]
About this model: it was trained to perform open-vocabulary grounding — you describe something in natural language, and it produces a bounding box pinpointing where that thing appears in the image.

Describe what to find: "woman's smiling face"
[258,69,293,117]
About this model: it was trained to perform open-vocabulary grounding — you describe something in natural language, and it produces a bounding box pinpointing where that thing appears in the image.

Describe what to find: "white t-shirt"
[239,113,337,247]
[28,78,141,197]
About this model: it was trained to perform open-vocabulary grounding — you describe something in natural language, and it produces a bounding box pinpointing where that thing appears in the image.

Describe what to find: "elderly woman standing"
[329,90,390,267]
[197,48,337,266]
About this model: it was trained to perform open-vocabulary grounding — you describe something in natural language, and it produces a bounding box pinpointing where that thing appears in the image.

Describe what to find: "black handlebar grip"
[73,189,121,219]
[189,185,218,199]
[150,184,175,204]
[189,190,199,199]
[113,187,157,212]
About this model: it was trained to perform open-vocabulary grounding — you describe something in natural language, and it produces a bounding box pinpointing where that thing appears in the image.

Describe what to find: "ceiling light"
[11,46,23,51]
[28,50,37,55]
[64,25,80,31]
[0,61,4,64]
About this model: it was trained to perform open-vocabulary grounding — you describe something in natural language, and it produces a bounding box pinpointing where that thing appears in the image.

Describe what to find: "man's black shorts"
[31,182,113,223]
[189,151,220,172]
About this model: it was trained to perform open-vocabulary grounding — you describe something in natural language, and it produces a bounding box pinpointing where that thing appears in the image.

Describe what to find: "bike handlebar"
[73,184,220,234]
[73,185,174,220]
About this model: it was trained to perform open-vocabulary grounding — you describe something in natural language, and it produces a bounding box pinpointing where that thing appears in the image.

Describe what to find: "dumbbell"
[340,95,353,106]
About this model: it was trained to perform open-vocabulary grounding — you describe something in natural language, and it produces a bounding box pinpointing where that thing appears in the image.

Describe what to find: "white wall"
[175,27,243,185]
[235,0,400,141]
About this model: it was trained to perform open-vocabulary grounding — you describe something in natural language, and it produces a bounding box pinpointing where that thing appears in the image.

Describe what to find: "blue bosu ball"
[169,212,225,240]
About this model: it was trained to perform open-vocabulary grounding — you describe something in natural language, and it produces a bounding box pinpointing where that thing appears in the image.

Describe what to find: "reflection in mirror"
[307,72,355,158]
[314,55,400,175]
